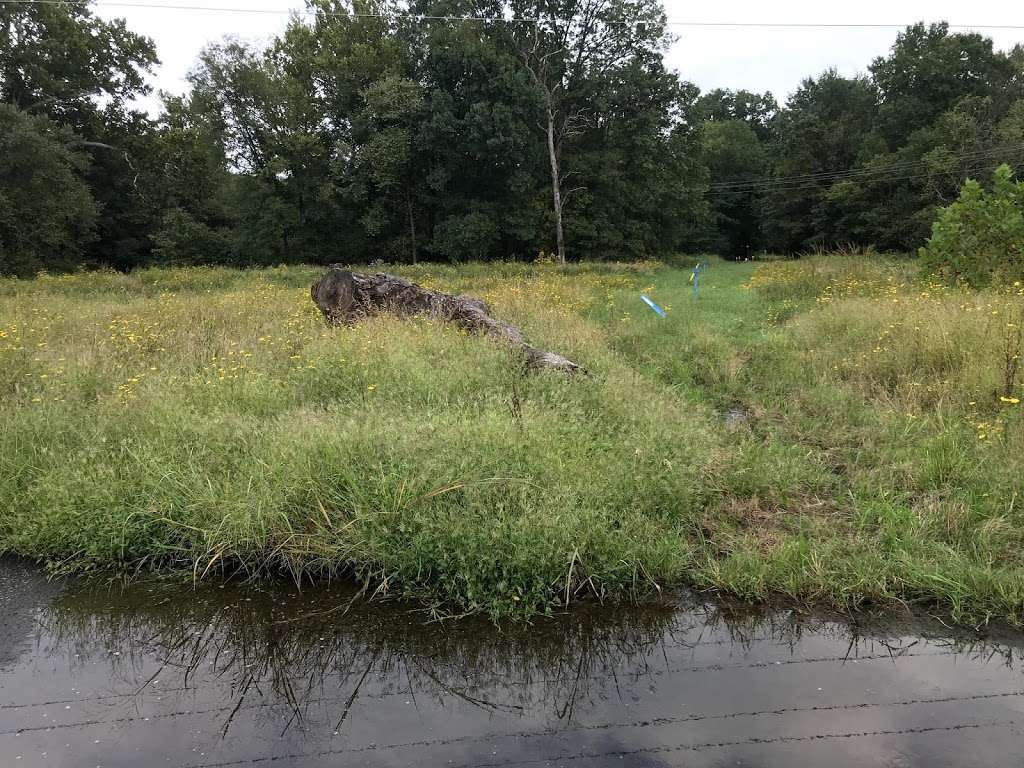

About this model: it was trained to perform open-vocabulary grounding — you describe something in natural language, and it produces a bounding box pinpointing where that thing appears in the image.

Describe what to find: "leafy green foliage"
[1,0,161,274]
[920,165,1024,286]
[0,105,98,276]
[762,71,883,252]
[699,119,767,257]
[2,4,1024,271]
[871,22,1022,148]
[693,88,778,140]
[152,208,235,266]
[0,0,156,130]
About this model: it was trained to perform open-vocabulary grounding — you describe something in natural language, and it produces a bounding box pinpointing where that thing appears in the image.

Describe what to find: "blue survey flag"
[691,260,710,297]
[640,294,667,318]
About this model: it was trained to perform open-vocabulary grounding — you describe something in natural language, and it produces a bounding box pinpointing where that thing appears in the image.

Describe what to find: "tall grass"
[1,257,1022,623]
[0,262,714,618]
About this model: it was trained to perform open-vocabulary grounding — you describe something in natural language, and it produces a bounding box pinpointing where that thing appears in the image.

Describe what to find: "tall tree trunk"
[545,105,566,265]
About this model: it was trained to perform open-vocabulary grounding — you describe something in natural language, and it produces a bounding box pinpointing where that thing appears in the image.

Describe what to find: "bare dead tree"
[513,0,669,264]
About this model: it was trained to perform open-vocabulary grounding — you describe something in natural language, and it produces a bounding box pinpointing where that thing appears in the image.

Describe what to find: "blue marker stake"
[640,294,667,318]
[691,260,710,298]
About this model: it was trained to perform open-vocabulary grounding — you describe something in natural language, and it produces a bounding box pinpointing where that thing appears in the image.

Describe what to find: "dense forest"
[2,0,1023,275]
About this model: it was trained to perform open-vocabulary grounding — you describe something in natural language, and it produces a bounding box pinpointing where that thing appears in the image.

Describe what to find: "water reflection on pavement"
[1,557,1022,767]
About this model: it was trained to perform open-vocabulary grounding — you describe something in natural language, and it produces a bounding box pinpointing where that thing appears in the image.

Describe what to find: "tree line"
[2,1,1023,276]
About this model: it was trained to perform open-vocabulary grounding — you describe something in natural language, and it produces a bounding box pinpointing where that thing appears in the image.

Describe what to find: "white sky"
[93,0,1024,114]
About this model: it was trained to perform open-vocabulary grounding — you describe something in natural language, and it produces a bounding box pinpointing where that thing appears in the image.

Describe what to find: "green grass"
[1,257,1022,623]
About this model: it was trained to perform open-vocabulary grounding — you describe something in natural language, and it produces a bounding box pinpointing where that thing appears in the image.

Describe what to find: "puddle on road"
[1,557,1022,767]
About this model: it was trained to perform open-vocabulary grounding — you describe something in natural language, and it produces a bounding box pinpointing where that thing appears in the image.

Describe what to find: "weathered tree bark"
[545,104,567,265]
[311,267,583,374]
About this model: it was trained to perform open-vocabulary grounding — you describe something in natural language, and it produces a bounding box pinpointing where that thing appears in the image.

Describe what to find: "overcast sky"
[93,0,1024,114]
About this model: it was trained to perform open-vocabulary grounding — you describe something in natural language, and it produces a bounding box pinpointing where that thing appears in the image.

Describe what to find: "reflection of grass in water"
[38,578,685,727]
[38,577,1023,737]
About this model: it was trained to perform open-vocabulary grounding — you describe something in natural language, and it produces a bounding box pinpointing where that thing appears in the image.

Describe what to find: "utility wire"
[707,157,1024,197]
[705,150,1024,198]
[706,158,1024,197]
[708,145,1024,190]
[4,0,1024,31]
[706,145,1024,194]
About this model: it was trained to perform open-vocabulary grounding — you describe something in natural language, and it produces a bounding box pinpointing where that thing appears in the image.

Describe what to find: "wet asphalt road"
[1,557,1022,767]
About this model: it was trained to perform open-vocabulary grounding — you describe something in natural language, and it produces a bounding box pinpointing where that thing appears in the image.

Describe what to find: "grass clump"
[1,257,1023,623]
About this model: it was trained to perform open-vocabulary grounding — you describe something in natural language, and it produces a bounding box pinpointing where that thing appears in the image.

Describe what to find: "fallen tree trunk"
[311,267,584,374]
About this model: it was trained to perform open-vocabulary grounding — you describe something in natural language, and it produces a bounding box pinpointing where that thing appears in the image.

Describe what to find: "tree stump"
[311,267,584,374]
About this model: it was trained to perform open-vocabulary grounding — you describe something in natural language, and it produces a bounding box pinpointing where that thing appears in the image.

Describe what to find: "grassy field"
[1,257,1023,623]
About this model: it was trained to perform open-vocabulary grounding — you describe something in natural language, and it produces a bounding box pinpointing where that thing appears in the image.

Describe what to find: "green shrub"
[430,212,500,262]
[919,165,1024,286]
[152,208,236,266]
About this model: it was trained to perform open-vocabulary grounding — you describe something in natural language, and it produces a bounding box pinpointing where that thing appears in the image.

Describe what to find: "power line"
[4,0,1024,31]
[707,157,1024,197]
[708,146,1016,190]
[705,150,1024,198]
[1,0,530,22]
[664,21,1024,31]
[706,145,1024,194]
